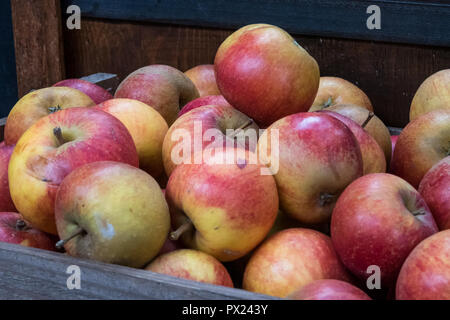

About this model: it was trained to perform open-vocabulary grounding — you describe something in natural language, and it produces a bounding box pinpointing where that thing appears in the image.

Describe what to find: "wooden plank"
[0,242,277,300]
[80,73,120,94]
[11,0,65,98]
[63,0,450,47]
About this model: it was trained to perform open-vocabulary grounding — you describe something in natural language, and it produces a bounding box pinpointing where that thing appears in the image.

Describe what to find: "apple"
[96,98,168,181]
[396,230,450,300]
[309,77,373,112]
[115,64,199,125]
[162,105,259,176]
[326,104,392,164]
[391,109,450,188]
[258,112,363,224]
[331,173,438,286]
[418,157,450,230]
[0,212,55,251]
[165,148,278,262]
[145,249,234,287]
[53,78,113,104]
[287,279,371,300]
[178,95,231,117]
[242,228,350,298]
[4,87,95,145]
[321,110,386,174]
[0,142,16,212]
[55,161,170,268]
[185,64,221,97]
[389,135,399,172]
[8,107,139,235]
[410,69,450,121]
[215,24,320,127]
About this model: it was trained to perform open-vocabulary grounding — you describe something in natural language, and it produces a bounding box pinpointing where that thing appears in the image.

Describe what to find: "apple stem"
[53,127,65,146]
[412,209,427,216]
[169,221,193,241]
[319,193,337,206]
[15,220,28,231]
[55,228,85,249]
[228,119,254,138]
[361,112,375,128]
[322,97,333,109]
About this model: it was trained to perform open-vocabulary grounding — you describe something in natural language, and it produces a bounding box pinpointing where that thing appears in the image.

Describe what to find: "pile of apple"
[0,24,449,300]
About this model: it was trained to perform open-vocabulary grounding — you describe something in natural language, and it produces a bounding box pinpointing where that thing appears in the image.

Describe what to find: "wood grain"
[0,242,277,300]
[63,19,450,127]
[11,0,65,97]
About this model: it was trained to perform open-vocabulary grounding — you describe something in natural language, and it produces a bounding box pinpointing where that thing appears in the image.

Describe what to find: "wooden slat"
[11,0,65,97]
[80,73,120,94]
[63,0,450,47]
[0,242,277,300]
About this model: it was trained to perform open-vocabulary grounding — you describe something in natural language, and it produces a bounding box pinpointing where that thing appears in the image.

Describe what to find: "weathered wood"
[11,0,65,97]
[80,73,120,94]
[0,242,277,300]
[63,0,450,47]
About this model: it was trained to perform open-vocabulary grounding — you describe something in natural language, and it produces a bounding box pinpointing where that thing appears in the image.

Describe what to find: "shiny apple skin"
[0,143,16,212]
[391,109,450,188]
[396,230,450,300]
[288,279,372,300]
[243,228,351,298]
[215,24,320,127]
[418,157,450,230]
[178,95,231,117]
[8,108,139,235]
[185,64,221,97]
[331,173,438,287]
[258,112,363,224]
[55,161,170,268]
[53,79,113,104]
[146,249,234,287]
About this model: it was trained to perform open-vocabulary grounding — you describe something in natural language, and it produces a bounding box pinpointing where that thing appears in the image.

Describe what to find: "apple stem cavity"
[319,193,337,207]
[169,221,193,241]
[323,97,333,109]
[48,105,62,113]
[411,209,427,217]
[53,127,65,146]
[15,220,28,231]
[361,112,375,128]
[55,228,85,249]
[228,119,254,139]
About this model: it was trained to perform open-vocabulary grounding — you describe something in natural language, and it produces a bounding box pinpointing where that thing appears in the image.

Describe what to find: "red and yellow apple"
[0,212,55,251]
[4,87,95,145]
[243,228,351,298]
[185,64,221,97]
[55,161,170,268]
[418,157,450,230]
[215,24,320,127]
[309,77,373,112]
[165,148,278,262]
[258,112,363,224]
[396,230,450,300]
[96,98,168,180]
[288,279,371,300]
[53,78,113,104]
[331,173,438,286]
[115,64,199,125]
[391,109,450,188]
[410,69,450,121]
[178,95,231,117]
[8,107,139,234]
[145,249,234,287]
[0,142,16,212]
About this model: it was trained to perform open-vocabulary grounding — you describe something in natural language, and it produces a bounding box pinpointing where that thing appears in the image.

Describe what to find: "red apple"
[0,142,16,212]
[396,230,450,300]
[55,161,170,268]
[391,109,450,188]
[331,173,438,286]
[115,65,199,125]
[162,105,259,176]
[389,135,399,172]
[288,279,371,300]
[145,249,234,287]
[410,69,450,121]
[185,64,221,97]
[418,157,450,230]
[178,95,231,117]
[53,78,113,104]
[309,77,373,112]
[0,212,55,251]
[321,110,386,174]
[258,112,363,224]
[166,148,278,262]
[8,108,139,234]
[215,24,320,127]
[243,228,351,298]
[4,87,95,145]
